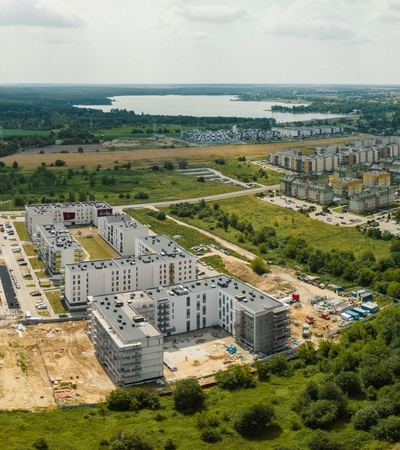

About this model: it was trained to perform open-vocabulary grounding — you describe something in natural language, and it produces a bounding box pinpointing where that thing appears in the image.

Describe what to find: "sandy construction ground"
[163,330,252,383]
[0,321,115,410]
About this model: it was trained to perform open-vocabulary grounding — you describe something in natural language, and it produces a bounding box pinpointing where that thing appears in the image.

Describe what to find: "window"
[186,297,190,307]
[197,301,200,311]
[203,306,206,315]
[186,321,190,332]
[186,309,190,318]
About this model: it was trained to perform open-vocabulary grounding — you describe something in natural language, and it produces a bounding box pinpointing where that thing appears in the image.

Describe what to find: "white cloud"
[175,2,250,24]
[0,0,84,28]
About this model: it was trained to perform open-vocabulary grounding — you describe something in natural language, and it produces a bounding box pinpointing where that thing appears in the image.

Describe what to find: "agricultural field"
[1,128,51,138]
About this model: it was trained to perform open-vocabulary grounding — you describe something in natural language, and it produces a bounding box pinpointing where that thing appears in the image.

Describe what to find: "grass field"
[0,370,388,450]
[45,290,68,314]
[76,235,119,260]
[14,221,30,241]
[161,195,391,261]
[29,257,46,270]
[23,244,37,256]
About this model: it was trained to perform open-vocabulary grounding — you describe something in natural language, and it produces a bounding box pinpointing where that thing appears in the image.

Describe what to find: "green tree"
[109,430,153,450]
[387,281,400,299]
[233,404,275,436]
[307,430,340,450]
[68,190,76,202]
[352,406,379,431]
[12,161,19,170]
[297,342,317,365]
[177,158,188,169]
[33,438,49,450]
[335,371,362,396]
[106,389,132,411]
[254,360,270,381]
[77,147,84,153]
[250,256,269,275]
[173,378,205,412]
[163,161,174,170]
[215,364,256,390]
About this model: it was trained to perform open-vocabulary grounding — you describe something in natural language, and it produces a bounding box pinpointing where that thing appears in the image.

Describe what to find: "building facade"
[25,201,112,239]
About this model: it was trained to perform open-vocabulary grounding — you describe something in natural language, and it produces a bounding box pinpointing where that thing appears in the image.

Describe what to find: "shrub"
[371,416,400,442]
[300,400,339,428]
[54,159,66,166]
[335,371,362,396]
[307,430,340,450]
[200,427,222,443]
[134,192,149,200]
[215,364,256,390]
[352,406,379,431]
[268,354,291,377]
[173,379,205,412]
[233,403,275,436]
[163,438,177,450]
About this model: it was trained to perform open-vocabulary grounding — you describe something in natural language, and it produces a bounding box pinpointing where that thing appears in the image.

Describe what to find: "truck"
[291,293,300,303]
[305,315,315,324]
[320,312,331,320]
[25,311,31,320]
[302,324,310,338]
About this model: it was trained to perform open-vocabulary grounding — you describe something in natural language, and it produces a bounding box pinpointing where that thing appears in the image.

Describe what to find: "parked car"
[31,292,42,297]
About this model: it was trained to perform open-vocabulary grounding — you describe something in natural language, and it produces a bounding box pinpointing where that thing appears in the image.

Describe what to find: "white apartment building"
[88,274,290,385]
[88,295,163,386]
[62,236,197,309]
[98,213,149,256]
[25,201,113,239]
[36,223,83,275]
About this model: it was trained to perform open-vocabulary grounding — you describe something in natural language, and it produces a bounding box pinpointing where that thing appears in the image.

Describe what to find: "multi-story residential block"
[332,178,363,198]
[88,295,163,386]
[280,175,333,204]
[348,186,395,213]
[98,213,149,256]
[36,223,83,276]
[25,201,112,239]
[362,171,391,189]
[62,235,197,309]
[87,274,290,385]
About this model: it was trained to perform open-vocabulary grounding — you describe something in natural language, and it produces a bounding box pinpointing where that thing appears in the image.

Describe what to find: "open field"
[0,321,114,410]
[45,291,68,314]
[1,136,357,170]
[1,129,51,137]
[161,195,391,261]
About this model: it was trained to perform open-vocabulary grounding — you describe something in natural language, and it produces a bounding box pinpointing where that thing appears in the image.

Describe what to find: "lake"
[75,95,344,123]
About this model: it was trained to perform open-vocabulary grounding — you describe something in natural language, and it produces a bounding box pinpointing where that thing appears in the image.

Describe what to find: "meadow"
[0,370,389,450]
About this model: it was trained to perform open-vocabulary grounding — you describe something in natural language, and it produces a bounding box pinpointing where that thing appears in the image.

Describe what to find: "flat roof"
[90,295,161,344]
[137,235,193,258]
[142,274,285,314]
[37,223,81,250]
[26,201,111,214]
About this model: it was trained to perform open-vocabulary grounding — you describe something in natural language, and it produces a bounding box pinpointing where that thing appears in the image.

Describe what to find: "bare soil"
[0,321,115,410]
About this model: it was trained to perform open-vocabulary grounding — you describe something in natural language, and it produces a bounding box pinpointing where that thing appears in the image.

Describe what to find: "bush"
[200,427,222,443]
[233,403,275,436]
[352,406,379,431]
[371,416,400,442]
[134,192,149,200]
[163,438,177,450]
[173,379,205,412]
[268,354,292,377]
[109,430,153,450]
[33,438,49,450]
[215,364,256,390]
[307,430,340,450]
[335,371,362,396]
[300,399,338,428]
[106,387,160,411]
[163,161,174,170]
[54,159,66,166]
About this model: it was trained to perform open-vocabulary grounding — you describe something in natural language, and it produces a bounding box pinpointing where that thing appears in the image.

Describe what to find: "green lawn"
[76,236,118,260]
[29,257,46,270]
[45,290,68,314]
[23,244,37,256]
[14,221,30,241]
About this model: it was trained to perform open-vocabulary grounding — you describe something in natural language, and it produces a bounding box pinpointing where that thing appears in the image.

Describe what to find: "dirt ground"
[103,137,182,148]
[0,321,114,410]
[163,330,252,383]
[218,252,341,344]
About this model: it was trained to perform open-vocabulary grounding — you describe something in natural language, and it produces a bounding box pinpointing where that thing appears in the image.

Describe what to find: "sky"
[1,0,400,85]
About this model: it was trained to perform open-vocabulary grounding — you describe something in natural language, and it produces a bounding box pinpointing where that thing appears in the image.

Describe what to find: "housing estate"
[88,274,290,386]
